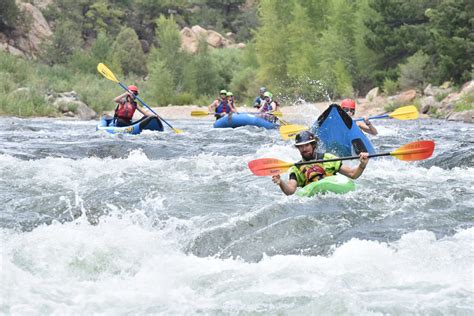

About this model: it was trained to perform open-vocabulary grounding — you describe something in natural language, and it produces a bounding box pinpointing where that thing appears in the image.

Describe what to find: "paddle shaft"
[294,152,390,167]
[354,114,388,122]
[118,82,176,131]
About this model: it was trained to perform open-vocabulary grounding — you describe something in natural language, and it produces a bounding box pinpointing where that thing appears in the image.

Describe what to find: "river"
[1,113,473,314]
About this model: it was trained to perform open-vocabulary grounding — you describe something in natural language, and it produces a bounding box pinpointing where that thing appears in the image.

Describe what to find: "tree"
[255,0,294,93]
[426,0,474,84]
[41,20,83,65]
[110,27,147,76]
[0,0,19,31]
[153,15,187,91]
[365,0,439,83]
[145,59,175,106]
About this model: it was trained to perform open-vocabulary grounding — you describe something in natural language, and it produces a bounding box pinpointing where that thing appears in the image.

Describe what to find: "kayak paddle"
[279,105,419,140]
[97,63,183,134]
[190,110,283,117]
[354,105,419,122]
[248,140,435,176]
[279,124,309,140]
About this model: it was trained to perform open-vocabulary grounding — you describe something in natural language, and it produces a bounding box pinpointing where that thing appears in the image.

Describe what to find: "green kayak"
[297,175,355,197]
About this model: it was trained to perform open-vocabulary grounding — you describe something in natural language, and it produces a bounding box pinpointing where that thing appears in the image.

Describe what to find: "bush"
[383,78,398,96]
[173,92,195,105]
[398,51,430,91]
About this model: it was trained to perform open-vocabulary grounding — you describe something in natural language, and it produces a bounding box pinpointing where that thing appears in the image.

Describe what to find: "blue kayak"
[213,113,278,129]
[311,104,375,156]
[96,116,164,134]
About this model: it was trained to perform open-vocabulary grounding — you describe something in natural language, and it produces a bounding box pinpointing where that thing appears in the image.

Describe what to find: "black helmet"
[295,131,318,146]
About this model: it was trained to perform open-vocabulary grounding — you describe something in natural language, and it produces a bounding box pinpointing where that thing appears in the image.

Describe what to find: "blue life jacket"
[216,99,230,114]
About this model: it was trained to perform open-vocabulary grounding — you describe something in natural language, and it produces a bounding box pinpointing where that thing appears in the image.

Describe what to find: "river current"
[1,111,473,314]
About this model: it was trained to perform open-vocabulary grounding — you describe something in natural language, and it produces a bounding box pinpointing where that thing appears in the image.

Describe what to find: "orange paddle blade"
[390,140,435,161]
[248,158,294,176]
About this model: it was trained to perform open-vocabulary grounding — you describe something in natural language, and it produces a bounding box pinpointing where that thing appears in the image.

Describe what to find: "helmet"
[220,89,227,95]
[226,91,233,96]
[263,91,273,99]
[259,87,266,93]
[128,85,139,93]
[341,98,356,109]
[295,131,318,146]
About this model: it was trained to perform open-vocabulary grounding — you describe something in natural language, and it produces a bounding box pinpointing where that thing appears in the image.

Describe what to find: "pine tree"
[110,27,147,76]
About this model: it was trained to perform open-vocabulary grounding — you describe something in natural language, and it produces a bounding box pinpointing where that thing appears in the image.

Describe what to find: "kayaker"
[272,131,369,195]
[209,89,236,120]
[341,98,378,136]
[113,85,153,127]
[253,87,266,109]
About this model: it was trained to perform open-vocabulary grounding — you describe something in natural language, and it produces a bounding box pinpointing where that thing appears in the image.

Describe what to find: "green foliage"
[425,0,474,85]
[110,27,147,76]
[398,51,430,90]
[145,59,175,106]
[0,0,19,30]
[41,20,83,65]
[435,92,449,102]
[383,78,398,96]
[454,92,474,112]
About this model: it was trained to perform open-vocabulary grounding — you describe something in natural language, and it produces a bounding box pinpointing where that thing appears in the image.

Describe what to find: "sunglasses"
[342,107,354,114]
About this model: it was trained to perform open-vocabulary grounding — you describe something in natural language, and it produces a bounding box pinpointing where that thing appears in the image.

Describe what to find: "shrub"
[398,51,430,91]
[383,78,398,96]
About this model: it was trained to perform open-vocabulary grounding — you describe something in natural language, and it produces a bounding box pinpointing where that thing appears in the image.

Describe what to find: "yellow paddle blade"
[191,110,212,116]
[271,111,283,117]
[97,63,119,83]
[389,105,419,120]
[172,128,183,134]
[279,124,309,140]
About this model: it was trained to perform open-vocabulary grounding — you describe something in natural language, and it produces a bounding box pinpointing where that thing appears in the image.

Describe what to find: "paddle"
[279,105,419,140]
[248,140,435,176]
[190,110,283,117]
[97,63,183,134]
[279,124,309,140]
[354,105,419,122]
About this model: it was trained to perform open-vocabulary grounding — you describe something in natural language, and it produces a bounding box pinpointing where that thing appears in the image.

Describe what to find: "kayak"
[213,113,278,129]
[96,116,164,134]
[297,174,355,197]
[311,104,375,156]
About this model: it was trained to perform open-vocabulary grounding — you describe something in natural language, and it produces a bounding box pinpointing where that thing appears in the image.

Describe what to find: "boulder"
[365,87,379,102]
[50,91,97,120]
[393,89,417,105]
[420,96,438,114]
[447,110,474,123]
[180,25,246,54]
[14,2,53,56]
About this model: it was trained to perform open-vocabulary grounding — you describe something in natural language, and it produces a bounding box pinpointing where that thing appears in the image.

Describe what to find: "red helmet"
[341,98,356,109]
[128,85,139,93]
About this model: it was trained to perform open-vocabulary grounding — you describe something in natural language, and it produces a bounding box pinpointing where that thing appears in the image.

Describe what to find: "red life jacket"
[115,96,137,120]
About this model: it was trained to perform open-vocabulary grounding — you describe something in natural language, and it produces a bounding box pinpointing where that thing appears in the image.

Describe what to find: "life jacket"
[289,152,342,187]
[262,100,279,112]
[216,99,230,114]
[115,96,137,120]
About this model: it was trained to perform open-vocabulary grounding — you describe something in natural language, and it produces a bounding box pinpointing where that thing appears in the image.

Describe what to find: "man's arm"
[272,174,298,195]
[208,100,218,112]
[357,119,378,135]
[338,152,369,179]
